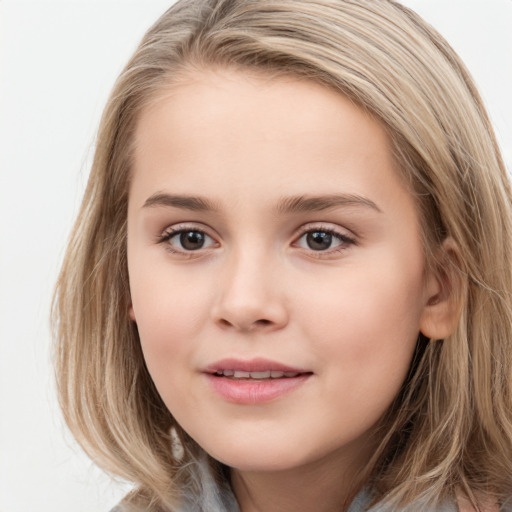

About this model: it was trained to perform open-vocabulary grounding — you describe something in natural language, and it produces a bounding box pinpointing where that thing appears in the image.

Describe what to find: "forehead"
[135,67,386,144]
[130,68,405,206]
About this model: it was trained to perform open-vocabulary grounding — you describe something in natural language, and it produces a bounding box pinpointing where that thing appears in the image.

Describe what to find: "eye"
[295,227,355,252]
[159,227,217,253]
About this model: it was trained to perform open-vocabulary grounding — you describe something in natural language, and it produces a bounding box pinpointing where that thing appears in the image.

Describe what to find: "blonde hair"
[53,0,512,509]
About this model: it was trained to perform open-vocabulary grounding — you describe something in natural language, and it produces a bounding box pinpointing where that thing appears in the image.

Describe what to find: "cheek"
[297,259,424,380]
[129,266,212,377]
[130,278,206,417]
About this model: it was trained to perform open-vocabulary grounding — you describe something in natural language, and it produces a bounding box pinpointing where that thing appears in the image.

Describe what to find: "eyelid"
[157,222,219,255]
[294,222,357,239]
[292,223,357,255]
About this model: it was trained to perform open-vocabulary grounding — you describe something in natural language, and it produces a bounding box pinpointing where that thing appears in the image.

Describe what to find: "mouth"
[204,357,311,379]
[203,358,312,404]
[211,369,306,380]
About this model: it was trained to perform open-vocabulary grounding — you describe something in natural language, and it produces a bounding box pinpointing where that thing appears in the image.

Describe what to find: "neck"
[230,448,371,512]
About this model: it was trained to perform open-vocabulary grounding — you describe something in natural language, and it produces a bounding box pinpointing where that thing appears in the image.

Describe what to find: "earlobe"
[129,304,136,322]
[419,238,463,340]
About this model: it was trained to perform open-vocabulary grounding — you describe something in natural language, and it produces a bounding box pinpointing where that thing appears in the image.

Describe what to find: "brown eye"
[179,230,206,250]
[160,228,216,252]
[295,227,355,253]
[306,231,334,251]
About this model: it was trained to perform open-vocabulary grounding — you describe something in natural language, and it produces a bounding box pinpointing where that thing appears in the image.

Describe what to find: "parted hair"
[53,0,512,510]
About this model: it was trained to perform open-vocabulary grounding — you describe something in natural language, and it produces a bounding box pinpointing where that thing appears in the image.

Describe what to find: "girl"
[53,0,512,510]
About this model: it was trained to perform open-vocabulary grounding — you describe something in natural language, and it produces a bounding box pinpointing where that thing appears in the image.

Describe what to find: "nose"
[211,248,289,333]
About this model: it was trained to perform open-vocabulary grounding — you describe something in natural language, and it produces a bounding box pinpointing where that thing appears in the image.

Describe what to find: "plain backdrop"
[0,1,511,511]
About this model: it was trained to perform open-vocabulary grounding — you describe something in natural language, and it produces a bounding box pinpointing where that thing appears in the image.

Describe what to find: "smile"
[204,358,312,404]
[212,370,303,379]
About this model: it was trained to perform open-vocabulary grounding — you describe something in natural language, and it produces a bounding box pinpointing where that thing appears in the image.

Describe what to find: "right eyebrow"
[142,193,219,212]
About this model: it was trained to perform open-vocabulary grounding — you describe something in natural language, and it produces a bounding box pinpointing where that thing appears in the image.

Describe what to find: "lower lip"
[205,374,311,404]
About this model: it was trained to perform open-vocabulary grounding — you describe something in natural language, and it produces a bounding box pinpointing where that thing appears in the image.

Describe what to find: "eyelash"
[158,225,217,256]
[293,225,356,257]
[157,224,357,257]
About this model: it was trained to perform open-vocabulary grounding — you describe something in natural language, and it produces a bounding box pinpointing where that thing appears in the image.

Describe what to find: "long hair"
[53,1,512,509]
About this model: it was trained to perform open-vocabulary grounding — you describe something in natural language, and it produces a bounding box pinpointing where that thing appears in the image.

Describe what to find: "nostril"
[216,317,274,330]
[254,319,272,326]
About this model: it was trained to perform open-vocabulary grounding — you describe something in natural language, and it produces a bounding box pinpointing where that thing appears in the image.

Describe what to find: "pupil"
[307,231,332,251]
[180,231,204,250]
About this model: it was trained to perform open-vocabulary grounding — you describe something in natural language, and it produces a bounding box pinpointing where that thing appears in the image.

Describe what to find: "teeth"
[215,370,300,379]
[250,371,271,379]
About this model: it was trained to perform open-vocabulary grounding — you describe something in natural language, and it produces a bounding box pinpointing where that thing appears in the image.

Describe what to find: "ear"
[129,304,136,322]
[419,237,463,340]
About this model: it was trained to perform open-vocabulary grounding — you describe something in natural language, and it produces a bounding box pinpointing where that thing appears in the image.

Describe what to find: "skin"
[127,68,448,512]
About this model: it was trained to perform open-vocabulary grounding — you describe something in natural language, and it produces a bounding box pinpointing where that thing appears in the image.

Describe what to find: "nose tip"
[211,266,289,333]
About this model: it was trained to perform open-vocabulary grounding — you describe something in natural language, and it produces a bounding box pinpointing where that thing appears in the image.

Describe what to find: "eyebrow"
[142,192,381,214]
[143,193,219,211]
[276,194,382,214]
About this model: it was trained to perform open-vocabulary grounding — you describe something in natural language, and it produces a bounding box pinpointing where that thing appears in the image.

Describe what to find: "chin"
[200,436,323,473]
[216,453,305,473]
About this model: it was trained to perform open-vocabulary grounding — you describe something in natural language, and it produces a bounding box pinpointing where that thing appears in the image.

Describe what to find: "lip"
[203,357,307,374]
[203,357,312,405]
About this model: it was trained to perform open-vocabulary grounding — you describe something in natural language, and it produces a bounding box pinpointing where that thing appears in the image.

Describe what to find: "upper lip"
[203,357,309,374]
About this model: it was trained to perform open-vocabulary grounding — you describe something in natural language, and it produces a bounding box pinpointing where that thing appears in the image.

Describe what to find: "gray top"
[112,487,458,512]
[110,451,465,511]
[170,454,458,512]
[112,466,459,512]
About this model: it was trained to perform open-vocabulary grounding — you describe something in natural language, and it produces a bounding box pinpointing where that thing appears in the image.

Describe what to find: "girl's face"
[127,69,439,475]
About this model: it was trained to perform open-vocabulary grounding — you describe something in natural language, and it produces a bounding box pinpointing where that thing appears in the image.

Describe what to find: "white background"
[0,1,511,511]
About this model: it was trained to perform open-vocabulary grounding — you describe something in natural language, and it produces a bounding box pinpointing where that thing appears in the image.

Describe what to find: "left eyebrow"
[276,194,382,214]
